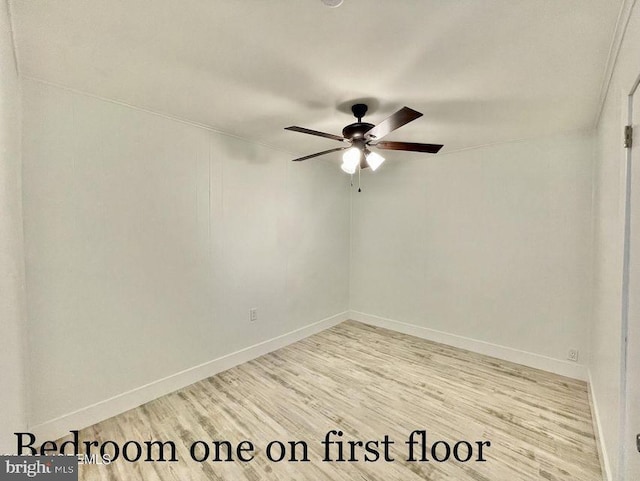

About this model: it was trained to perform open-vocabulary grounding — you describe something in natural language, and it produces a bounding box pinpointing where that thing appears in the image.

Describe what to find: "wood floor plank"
[61,321,602,481]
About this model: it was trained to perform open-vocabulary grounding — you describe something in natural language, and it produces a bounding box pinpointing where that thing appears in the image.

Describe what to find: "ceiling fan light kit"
[285,103,443,187]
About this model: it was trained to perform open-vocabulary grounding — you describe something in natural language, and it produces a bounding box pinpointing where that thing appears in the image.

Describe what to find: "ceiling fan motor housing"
[342,122,374,140]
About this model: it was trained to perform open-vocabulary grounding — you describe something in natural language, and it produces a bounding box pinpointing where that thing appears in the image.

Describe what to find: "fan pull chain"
[358,164,362,193]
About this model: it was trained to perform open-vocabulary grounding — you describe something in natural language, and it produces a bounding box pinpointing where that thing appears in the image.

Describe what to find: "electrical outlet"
[567,349,578,362]
[249,308,258,322]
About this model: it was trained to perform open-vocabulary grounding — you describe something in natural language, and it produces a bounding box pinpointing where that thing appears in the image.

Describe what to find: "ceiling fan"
[285,103,443,174]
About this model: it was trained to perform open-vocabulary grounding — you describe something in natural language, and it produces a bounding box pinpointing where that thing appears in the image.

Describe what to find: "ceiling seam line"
[22,77,591,160]
[5,0,20,76]
[433,128,593,158]
[593,0,637,129]
[20,74,301,158]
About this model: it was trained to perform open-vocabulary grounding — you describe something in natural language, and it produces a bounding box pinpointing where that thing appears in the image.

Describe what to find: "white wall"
[21,79,350,433]
[0,0,28,454]
[590,3,640,480]
[350,131,594,376]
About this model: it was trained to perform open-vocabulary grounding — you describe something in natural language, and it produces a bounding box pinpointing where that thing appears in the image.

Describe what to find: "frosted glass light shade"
[366,151,385,171]
[341,161,356,174]
[343,147,360,166]
[341,147,360,174]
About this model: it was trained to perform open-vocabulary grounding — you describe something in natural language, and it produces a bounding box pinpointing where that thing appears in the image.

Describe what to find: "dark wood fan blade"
[374,141,444,154]
[285,126,346,142]
[364,107,423,141]
[292,147,348,162]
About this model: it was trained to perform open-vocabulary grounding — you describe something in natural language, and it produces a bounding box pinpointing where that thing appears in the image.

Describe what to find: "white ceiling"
[10,0,622,157]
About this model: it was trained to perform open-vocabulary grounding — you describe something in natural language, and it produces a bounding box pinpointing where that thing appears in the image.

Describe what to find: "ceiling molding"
[594,0,638,128]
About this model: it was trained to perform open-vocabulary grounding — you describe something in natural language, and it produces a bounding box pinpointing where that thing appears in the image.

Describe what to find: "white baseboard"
[29,311,350,442]
[587,369,612,481]
[28,310,590,444]
[349,310,588,381]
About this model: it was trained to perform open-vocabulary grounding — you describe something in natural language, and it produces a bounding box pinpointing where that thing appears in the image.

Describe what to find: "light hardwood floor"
[67,321,602,480]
